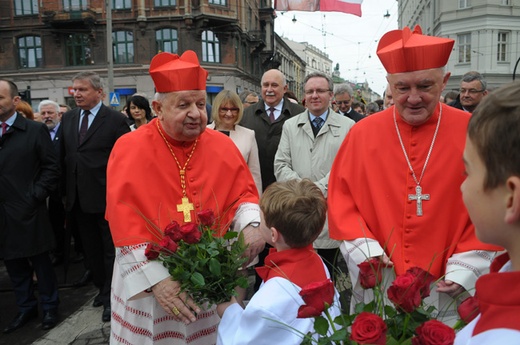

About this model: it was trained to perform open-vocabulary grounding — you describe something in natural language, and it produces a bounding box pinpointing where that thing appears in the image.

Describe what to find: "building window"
[201,30,220,63]
[66,34,92,66]
[459,0,470,8]
[497,32,508,62]
[155,0,176,6]
[18,36,42,68]
[113,0,131,9]
[209,0,226,6]
[458,33,471,63]
[63,0,87,11]
[113,31,134,64]
[156,28,178,53]
[14,0,38,15]
[501,0,510,5]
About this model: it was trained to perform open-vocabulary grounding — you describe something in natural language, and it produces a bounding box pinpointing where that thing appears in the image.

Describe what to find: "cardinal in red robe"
[328,25,501,324]
[106,51,264,345]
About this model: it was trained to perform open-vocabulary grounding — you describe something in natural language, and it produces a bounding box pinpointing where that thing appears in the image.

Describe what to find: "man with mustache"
[241,69,304,191]
[39,100,66,266]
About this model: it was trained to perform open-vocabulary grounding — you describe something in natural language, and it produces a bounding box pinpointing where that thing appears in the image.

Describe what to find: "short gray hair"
[334,83,353,97]
[461,71,487,91]
[72,71,103,90]
[239,90,258,103]
[38,100,60,113]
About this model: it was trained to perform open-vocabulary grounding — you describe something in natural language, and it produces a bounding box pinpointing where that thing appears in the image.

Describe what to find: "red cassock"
[106,118,259,246]
[328,104,500,278]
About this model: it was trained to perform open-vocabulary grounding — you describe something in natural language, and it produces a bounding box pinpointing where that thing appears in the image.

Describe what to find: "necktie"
[1,122,7,136]
[79,110,90,144]
[313,117,324,130]
[268,107,276,123]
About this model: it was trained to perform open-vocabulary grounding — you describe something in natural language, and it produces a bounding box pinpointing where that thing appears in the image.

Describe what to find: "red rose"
[387,272,422,313]
[358,258,384,289]
[407,267,436,298]
[412,320,455,345]
[458,296,480,324]
[197,209,215,227]
[164,221,183,242]
[180,223,202,244]
[159,236,178,254]
[297,280,334,318]
[350,312,387,345]
[144,242,161,260]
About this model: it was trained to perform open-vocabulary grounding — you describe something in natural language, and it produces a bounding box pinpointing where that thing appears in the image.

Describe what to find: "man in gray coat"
[274,72,355,275]
[0,80,60,333]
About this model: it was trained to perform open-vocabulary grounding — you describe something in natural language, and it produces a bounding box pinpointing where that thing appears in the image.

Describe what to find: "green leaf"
[400,338,413,345]
[314,316,329,336]
[223,231,239,240]
[190,272,205,287]
[329,328,348,341]
[384,305,397,317]
[386,336,400,345]
[209,258,221,275]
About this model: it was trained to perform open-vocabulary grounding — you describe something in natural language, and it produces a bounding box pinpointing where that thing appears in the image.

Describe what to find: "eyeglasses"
[304,89,331,96]
[459,88,485,95]
[335,100,351,105]
[220,107,240,113]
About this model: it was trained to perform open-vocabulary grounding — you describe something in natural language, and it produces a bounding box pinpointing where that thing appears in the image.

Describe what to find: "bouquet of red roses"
[144,209,249,306]
[296,259,464,345]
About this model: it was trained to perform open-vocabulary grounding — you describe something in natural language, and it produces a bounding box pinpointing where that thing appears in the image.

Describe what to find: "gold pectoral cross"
[177,197,194,222]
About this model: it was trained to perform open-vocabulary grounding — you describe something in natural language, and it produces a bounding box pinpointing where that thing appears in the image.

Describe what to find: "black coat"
[49,124,63,202]
[341,109,365,122]
[0,113,60,259]
[448,95,464,111]
[60,104,130,213]
[240,98,305,190]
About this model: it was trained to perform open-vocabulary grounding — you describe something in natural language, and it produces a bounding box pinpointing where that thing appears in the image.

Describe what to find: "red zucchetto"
[149,51,208,92]
[377,25,454,74]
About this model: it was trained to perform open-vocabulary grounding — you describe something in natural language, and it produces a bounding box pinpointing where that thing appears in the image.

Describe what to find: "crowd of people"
[1,23,519,345]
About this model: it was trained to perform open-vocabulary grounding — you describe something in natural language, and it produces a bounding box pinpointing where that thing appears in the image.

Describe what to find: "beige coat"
[208,123,262,195]
[274,109,355,248]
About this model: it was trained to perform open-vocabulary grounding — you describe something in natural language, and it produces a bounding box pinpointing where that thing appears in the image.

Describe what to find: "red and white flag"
[275,0,362,16]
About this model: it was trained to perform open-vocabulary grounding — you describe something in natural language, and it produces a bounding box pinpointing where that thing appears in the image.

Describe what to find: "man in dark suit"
[60,71,130,322]
[39,100,66,266]
[333,84,365,122]
[240,69,305,191]
[0,80,60,333]
[240,69,305,292]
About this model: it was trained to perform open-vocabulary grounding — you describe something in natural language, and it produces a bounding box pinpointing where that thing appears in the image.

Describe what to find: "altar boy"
[216,179,341,344]
[455,81,520,344]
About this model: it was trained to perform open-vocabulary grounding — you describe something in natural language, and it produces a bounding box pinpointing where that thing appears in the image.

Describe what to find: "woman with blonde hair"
[208,90,262,194]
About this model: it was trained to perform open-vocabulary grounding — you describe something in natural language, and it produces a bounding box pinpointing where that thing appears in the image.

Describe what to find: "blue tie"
[313,117,324,130]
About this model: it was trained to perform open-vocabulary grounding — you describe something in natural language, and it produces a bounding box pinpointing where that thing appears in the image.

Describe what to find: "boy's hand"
[217,296,239,318]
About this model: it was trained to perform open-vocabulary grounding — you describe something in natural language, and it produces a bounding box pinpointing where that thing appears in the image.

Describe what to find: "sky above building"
[274,0,398,96]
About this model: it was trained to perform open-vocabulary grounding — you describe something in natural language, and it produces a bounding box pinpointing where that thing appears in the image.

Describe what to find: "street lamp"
[106,0,113,95]
[513,57,520,81]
